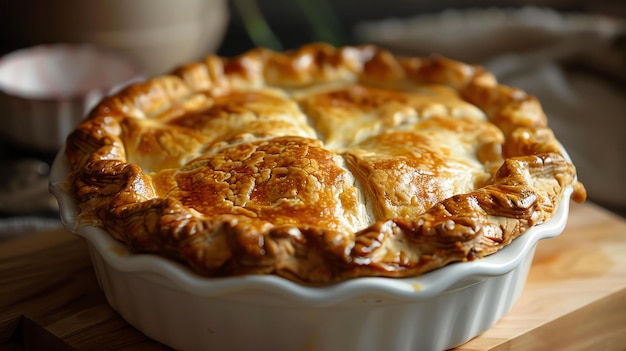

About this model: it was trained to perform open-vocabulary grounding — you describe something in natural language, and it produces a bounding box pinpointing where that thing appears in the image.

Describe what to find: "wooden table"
[1,202,625,350]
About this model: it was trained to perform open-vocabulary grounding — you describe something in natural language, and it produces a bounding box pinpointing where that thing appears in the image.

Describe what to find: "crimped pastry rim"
[61,43,585,284]
[51,148,572,303]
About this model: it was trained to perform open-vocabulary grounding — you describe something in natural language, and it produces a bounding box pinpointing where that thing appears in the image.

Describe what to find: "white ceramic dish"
[50,148,573,351]
[0,44,141,152]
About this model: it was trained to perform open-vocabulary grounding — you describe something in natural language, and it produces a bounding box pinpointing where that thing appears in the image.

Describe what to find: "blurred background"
[4,1,624,62]
[0,0,625,239]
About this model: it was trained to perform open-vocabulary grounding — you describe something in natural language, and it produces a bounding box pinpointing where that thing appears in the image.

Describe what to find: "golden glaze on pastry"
[65,43,586,283]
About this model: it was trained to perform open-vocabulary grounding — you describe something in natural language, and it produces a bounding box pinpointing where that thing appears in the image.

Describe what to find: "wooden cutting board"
[1,202,626,350]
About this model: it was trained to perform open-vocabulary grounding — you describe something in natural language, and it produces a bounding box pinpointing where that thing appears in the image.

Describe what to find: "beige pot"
[11,0,229,76]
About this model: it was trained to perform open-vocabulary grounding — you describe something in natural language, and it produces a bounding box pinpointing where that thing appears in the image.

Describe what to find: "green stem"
[292,0,345,46]
[233,0,283,51]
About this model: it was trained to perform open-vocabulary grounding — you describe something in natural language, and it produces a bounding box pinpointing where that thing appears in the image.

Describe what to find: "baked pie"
[64,43,586,284]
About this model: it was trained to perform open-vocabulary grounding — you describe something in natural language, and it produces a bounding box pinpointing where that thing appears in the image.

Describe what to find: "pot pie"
[64,43,586,284]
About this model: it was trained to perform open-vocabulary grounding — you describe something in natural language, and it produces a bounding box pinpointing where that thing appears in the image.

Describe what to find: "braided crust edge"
[65,43,586,284]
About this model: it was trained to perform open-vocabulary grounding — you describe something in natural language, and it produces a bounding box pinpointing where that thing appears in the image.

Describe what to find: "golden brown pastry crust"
[65,43,586,284]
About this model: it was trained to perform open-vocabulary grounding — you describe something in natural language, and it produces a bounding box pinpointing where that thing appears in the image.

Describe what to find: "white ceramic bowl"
[0,44,141,152]
[50,147,574,351]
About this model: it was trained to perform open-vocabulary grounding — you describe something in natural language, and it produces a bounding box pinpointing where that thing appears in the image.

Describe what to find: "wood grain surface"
[1,202,625,350]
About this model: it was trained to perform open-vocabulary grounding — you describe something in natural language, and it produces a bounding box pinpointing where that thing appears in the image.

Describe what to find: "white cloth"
[355,7,626,209]
[0,216,61,242]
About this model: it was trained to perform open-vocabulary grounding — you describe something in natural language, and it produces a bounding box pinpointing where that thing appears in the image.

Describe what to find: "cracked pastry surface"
[65,43,586,284]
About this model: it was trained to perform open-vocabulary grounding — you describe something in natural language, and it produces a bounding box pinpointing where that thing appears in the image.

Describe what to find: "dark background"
[216,0,626,55]
[2,0,625,57]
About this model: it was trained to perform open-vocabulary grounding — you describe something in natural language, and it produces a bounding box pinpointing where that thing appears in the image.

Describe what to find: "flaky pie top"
[64,43,586,284]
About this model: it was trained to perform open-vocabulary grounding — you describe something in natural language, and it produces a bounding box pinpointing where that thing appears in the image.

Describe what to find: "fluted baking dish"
[50,43,584,351]
[50,148,573,351]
